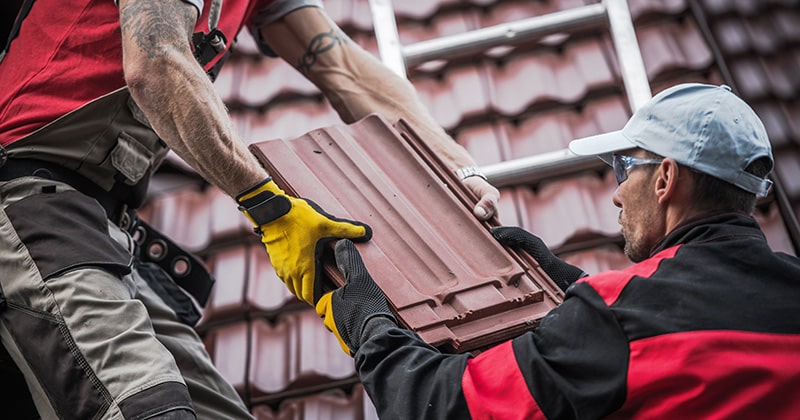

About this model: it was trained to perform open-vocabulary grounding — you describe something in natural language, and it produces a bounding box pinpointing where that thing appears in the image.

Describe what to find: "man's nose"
[612,186,622,208]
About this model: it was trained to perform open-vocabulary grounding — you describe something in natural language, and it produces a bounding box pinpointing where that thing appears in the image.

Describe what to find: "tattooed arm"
[118,0,265,197]
[260,7,500,220]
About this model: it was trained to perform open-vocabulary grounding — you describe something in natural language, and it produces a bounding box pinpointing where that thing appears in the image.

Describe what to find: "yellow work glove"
[236,178,372,305]
[315,240,396,356]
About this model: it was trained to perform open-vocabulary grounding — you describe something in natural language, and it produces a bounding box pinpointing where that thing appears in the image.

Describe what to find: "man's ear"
[654,158,681,205]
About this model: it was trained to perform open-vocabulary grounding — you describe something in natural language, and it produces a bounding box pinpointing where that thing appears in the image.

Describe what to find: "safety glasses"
[612,154,663,184]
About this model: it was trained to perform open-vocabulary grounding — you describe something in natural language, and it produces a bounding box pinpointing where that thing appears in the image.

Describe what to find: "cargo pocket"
[136,261,201,327]
[5,189,132,280]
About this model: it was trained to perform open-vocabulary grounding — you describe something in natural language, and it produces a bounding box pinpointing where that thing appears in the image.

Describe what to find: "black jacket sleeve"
[354,281,631,420]
[355,318,473,419]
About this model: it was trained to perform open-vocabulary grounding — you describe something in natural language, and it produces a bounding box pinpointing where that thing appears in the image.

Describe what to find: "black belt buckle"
[192,29,226,65]
[131,218,216,307]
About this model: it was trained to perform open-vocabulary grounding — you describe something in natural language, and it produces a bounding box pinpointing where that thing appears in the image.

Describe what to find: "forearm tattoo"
[297,29,349,75]
[119,0,195,59]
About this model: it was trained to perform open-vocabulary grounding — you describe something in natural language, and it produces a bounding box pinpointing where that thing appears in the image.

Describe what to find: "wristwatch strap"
[455,166,487,181]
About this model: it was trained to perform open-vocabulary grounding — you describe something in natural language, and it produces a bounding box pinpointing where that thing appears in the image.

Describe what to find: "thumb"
[491,226,527,246]
[462,176,499,221]
[315,291,353,356]
[334,239,367,283]
[491,226,548,256]
[473,196,497,220]
[305,199,373,242]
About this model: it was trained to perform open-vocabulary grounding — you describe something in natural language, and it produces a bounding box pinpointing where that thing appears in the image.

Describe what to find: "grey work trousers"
[0,177,253,419]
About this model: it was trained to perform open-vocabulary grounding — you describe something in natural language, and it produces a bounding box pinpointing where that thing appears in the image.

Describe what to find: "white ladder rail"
[368,0,651,186]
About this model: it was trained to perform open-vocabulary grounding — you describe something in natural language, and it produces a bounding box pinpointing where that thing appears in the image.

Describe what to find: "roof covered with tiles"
[139,0,800,416]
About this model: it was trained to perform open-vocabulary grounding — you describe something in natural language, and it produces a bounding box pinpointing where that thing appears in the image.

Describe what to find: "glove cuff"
[236,178,292,226]
[236,177,284,202]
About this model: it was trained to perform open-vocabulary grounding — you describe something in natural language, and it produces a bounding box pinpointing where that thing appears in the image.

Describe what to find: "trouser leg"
[134,262,253,420]
[0,178,195,419]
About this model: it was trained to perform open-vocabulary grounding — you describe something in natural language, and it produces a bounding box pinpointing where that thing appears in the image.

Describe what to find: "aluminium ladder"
[367,0,651,186]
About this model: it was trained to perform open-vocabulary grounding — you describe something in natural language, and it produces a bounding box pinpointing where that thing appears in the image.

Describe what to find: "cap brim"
[568,130,636,163]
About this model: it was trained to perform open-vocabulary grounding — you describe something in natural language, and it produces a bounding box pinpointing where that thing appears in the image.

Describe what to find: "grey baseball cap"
[569,83,773,197]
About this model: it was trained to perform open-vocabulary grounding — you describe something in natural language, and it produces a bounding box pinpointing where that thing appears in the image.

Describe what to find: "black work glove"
[492,226,587,292]
[315,240,396,356]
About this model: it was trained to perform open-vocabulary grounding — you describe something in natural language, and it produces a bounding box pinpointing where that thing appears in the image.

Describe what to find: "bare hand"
[462,176,499,220]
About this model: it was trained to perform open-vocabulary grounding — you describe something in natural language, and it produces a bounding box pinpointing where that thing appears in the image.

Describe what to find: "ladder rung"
[403,3,607,67]
[369,0,652,185]
[481,149,603,187]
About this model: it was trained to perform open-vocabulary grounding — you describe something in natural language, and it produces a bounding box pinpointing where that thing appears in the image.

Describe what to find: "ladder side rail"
[366,0,652,186]
[603,0,652,111]
[369,0,407,77]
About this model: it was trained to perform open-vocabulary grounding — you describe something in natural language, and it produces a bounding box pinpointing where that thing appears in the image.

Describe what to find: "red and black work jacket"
[356,212,800,419]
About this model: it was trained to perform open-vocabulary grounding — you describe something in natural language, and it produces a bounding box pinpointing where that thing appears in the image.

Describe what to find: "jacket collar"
[650,211,766,256]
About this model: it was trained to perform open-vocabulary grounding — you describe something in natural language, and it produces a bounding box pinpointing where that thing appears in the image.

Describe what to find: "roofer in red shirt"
[313,83,800,419]
[0,0,499,418]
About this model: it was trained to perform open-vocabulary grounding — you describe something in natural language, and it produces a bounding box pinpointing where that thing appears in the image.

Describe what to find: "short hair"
[640,150,770,214]
[688,157,771,214]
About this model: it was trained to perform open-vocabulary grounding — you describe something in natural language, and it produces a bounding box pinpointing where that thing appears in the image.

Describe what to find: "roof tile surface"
[248,114,563,352]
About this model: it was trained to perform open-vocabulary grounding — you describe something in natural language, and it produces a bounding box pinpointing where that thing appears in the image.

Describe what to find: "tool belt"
[0,156,215,309]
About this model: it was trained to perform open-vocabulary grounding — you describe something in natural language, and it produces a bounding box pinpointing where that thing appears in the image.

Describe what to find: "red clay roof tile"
[249,114,564,352]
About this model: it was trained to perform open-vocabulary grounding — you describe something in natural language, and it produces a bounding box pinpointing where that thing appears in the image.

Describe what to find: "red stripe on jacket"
[582,246,680,306]
[609,330,800,419]
[462,340,547,420]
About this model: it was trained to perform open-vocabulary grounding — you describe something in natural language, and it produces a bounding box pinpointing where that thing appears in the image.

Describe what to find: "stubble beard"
[621,212,653,263]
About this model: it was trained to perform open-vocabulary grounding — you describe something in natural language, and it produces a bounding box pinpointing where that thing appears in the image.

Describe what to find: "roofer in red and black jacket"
[0,0,500,418]
[309,83,800,419]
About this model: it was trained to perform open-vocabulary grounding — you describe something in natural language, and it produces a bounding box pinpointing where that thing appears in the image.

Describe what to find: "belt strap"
[0,156,215,307]
[0,157,128,223]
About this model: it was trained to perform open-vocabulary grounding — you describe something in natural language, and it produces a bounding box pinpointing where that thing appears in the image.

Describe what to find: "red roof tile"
[201,242,306,326]
[636,19,714,80]
[246,247,306,315]
[249,114,563,352]
[141,187,211,252]
[239,100,341,145]
[238,59,320,106]
[513,173,620,248]
[214,59,240,104]
[397,8,472,47]
[209,187,253,239]
[204,246,249,322]
[206,321,249,393]
[485,39,615,114]
[628,0,688,20]
[411,65,491,129]
[499,95,630,159]
[251,385,378,420]
[453,121,507,165]
[249,312,356,396]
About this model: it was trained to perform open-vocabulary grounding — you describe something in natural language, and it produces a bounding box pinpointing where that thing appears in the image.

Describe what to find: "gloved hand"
[237,178,372,305]
[492,226,587,292]
[315,240,396,356]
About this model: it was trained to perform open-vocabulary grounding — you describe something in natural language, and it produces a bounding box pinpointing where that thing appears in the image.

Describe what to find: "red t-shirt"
[0,0,272,146]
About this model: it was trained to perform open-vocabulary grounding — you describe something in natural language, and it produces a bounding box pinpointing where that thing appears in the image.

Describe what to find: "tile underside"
[249,114,563,353]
